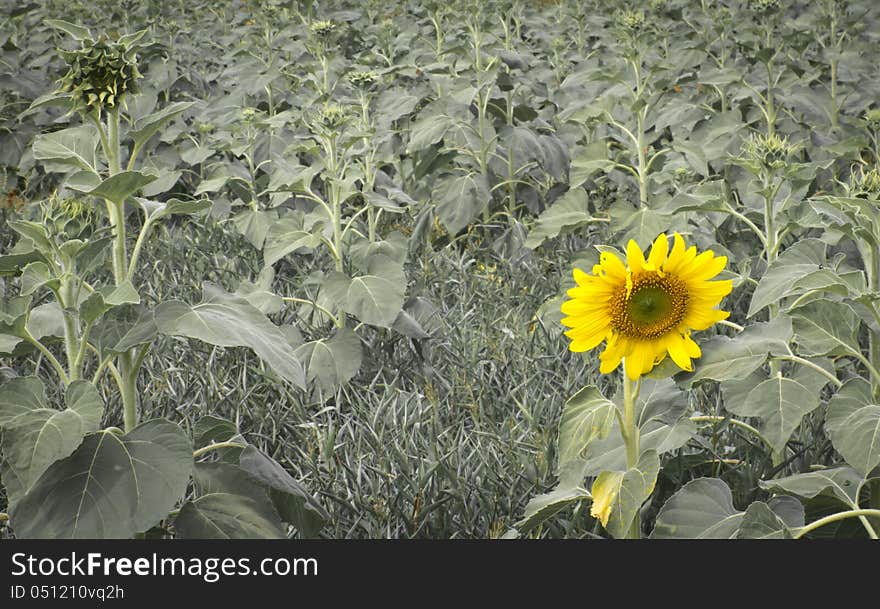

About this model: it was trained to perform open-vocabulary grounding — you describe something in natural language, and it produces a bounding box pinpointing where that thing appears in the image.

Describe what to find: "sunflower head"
[561,234,733,381]
[310,19,337,38]
[850,165,880,199]
[59,34,142,114]
[864,108,880,131]
[348,70,379,90]
[748,0,780,15]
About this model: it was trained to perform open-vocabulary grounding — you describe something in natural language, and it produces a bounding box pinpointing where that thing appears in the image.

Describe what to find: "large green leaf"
[0,378,103,506]
[678,316,792,386]
[10,419,192,538]
[263,213,322,266]
[174,462,285,539]
[726,375,820,460]
[790,299,861,357]
[129,101,195,149]
[737,501,795,539]
[46,19,91,40]
[7,221,54,257]
[293,327,362,394]
[78,171,157,203]
[323,255,406,328]
[32,125,99,174]
[610,205,672,248]
[406,112,457,153]
[238,445,329,537]
[146,285,306,388]
[135,197,211,222]
[556,386,616,472]
[651,478,743,539]
[748,239,827,317]
[525,188,605,249]
[759,467,863,507]
[826,378,880,477]
[512,465,592,534]
[591,450,660,539]
[580,417,695,476]
[434,172,490,235]
[569,141,615,188]
[79,280,141,324]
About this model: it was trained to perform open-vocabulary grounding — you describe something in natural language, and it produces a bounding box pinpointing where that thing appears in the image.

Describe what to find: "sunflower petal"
[626,240,648,273]
[647,233,669,270]
[666,333,694,371]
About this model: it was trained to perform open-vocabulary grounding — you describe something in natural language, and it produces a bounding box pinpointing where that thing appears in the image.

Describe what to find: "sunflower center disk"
[611,273,688,339]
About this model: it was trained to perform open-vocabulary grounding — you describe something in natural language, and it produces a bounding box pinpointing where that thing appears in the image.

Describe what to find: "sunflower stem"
[621,360,641,539]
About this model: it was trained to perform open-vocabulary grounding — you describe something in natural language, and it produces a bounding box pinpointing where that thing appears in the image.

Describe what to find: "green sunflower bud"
[310,20,337,38]
[864,108,880,131]
[318,104,349,130]
[748,0,780,14]
[348,70,379,90]
[742,132,796,170]
[616,10,646,33]
[851,165,880,198]
[58,34,142,114]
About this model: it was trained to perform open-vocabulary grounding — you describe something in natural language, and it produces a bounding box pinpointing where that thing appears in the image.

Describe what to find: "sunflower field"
[1,0,879,541]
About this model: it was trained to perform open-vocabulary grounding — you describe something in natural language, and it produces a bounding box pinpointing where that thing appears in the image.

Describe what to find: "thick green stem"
[793,509,880,540]
[766,63,775,137]
[118,352,138,433]
[637,110,648,208]
[620,360,641,539]
[193,441,247,459]
[58,277,80,381]
[762,173,782,378]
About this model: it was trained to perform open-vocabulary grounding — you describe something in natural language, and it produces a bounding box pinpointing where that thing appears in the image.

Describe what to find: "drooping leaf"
[591,450,660,539]
[737,501,794,539]
[146,285,305,387]
[748,239,827,317]
[238,445,329,537]
[174,462,285,539]
[263,213,322,266]
[322,255,406,328]
[513,465,592,534]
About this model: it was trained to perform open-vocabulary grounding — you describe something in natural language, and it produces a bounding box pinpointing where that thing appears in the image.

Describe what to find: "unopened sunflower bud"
[348,70,379,90]
[742,132,796,170]
[59,34,142,113]
[616,10,646,33]
[864,108,880,131]
[310,20,337,38]
[748,0,780,14]
[318,104,349,130]
[852,165,880,198]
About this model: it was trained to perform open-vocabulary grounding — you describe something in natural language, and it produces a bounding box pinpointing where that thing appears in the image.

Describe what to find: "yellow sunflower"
[561,233,732,380]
